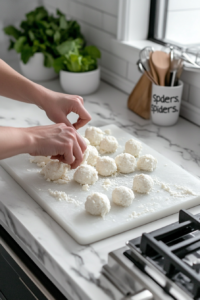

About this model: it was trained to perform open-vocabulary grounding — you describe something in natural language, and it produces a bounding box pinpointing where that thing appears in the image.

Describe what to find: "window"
[149,0,200,48]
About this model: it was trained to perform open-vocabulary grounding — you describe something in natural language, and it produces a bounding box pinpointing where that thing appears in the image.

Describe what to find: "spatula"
[152,51,170,86]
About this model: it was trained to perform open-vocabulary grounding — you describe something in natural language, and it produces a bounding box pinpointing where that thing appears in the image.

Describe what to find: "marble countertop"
[1,60,200,300]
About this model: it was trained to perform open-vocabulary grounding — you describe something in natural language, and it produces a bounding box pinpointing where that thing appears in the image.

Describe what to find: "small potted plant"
[4,6,85,82]
[53,38,101,95]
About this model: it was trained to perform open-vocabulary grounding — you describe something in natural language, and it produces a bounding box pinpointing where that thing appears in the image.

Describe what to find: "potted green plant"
[4,6,85,81]
[53,38,101,95]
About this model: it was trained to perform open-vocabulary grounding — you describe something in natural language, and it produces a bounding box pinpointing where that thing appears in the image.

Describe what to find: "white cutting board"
[1,124,200,245]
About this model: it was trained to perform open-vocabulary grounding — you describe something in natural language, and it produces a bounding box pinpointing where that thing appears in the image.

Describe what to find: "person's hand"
[40,90,91,130]
[27,123,87,169]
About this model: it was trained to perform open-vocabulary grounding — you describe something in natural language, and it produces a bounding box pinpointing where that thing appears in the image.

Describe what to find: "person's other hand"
[41,90,91,130]
[28,123,86,169]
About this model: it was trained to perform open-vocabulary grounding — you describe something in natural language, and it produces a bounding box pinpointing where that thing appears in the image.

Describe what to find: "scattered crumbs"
[164,164,167,167]
[129,211,138,218]
[46,178,51,182]
[82,184,89,191]
[102,179,112,190]
[154,178,197,198]
[48,189,81,206]
[104,129,111,135]
[138,204,144,208]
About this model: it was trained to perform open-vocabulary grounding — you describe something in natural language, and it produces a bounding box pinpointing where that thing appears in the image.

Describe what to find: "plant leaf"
[84,45,101,59]
[56,9,64,17]
[59,15,67,30]
[14,36,27,53]
[46,29,53,36]
[54,31,61,44]
[3,26,21,39]
[26,11,35,23]
[56,40,75,55]
[53,56,65,73]
[65,54,82,72]
[43,52,54,68]
[20,45,33,63]
[28,30,35,41]
[8,40,15,50]
[33,40,46,51]
[82,56,97,72]
[35,6,48,21]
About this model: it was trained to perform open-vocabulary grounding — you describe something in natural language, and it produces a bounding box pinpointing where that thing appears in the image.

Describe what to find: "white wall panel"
[76,0,119,16]
[69,1,103,29]
[127,62,141,83]
[102,13,117,35]
[188,85,200,109]
[100,48,127,78]
[182,82,189,102]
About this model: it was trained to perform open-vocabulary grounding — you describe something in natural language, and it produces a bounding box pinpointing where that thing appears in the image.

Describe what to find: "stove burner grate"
[127,210,200,299]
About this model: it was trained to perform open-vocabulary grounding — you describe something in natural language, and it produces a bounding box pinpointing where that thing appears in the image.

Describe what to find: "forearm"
[0,127,31,160]
[0,59,47,108]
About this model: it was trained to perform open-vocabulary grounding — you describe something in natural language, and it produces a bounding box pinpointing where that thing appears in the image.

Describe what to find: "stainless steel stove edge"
[101,246,192,300]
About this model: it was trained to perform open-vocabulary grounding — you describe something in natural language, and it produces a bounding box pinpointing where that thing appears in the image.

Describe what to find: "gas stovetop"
[102,210,200,300]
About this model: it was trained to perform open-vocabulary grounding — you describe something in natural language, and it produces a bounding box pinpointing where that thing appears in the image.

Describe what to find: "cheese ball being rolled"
[87,145,99,166]
[133,174,154,194]
[125,138,142,157]
[112,186,135,207]
[41,161,69,181]
[99,136,118,153]
[85,127,104,146]
[115,153,136,173]
[30,156,52,167]
[74,165,98,185]
[96,156,117,176]
[137,154,157,172]
[85,192,111,217]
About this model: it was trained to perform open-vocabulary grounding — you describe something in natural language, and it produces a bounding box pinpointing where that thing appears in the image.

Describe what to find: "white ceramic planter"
[60,67,100,95]
[19,53,57,81]
[151,80,184,126]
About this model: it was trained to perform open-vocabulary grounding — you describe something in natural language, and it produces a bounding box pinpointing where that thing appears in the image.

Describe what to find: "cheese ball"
[115,153,136,173]
[85,192,111,217]
[99,136,118,153]
[73,165,98,185]
[87,145,99,166]
[112,186,135,207]
[96,156,117,177]
[85,127,104,146]
[125,139,142,157]
[137,154,157,172]
[133,174,154,194]
[41,161,69,181]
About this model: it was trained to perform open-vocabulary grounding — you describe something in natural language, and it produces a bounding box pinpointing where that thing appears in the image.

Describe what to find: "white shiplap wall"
[0,0,200,125]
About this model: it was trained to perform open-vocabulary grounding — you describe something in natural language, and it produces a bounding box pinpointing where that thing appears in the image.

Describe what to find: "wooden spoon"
[152,51,170,86]
[149,52,159,85]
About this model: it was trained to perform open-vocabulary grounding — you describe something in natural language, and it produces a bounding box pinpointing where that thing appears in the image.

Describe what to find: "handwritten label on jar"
[151,94,180,114]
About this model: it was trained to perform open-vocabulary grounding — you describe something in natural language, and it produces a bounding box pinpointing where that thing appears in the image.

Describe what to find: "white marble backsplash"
[1,61,200,300]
